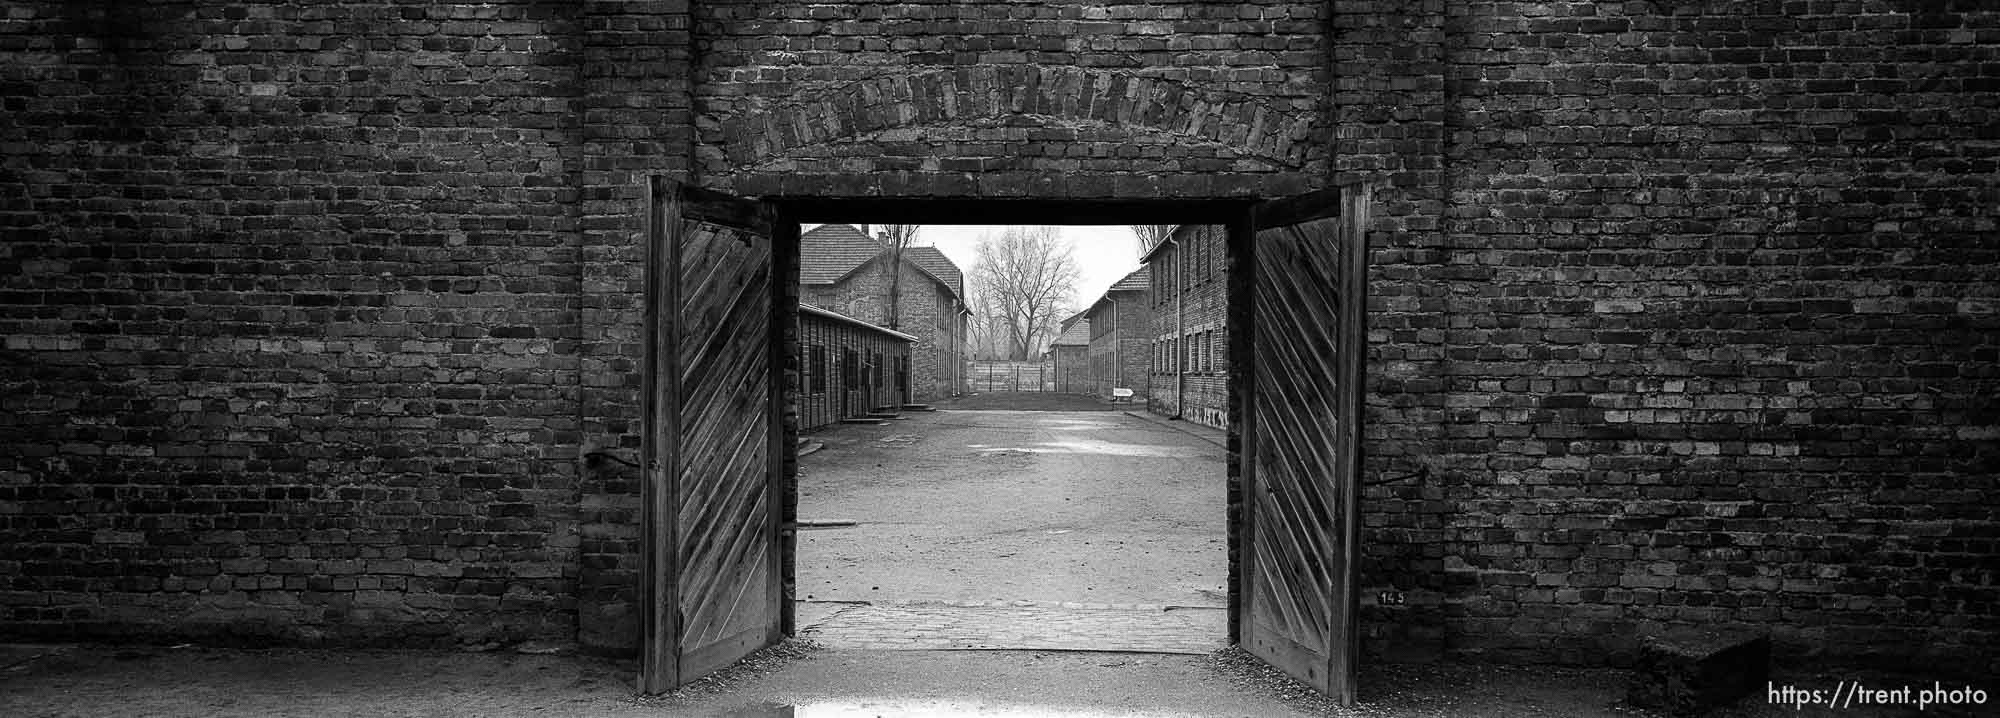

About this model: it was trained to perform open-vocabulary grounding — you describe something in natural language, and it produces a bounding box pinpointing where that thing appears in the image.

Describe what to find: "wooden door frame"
[639,179,788,693]
[769,196,1260,641]
[641,192,1366,698]
[1230,185,1370,704]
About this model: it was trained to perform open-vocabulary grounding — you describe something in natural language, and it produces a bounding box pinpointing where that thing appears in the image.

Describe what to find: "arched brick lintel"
[728,118,1295,175]
[711,67,1318,171]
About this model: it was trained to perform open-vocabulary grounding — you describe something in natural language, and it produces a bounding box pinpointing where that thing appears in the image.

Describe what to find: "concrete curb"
[1119,410,1226,448]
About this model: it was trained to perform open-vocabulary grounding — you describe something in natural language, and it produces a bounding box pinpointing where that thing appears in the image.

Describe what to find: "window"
[1201,227,1214,281]
[808,344,826,392]
[1191,230,1203,284]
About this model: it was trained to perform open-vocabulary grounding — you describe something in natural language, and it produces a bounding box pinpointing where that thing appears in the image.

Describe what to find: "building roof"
[797,304,918,343]
[1137,225,1178,261]
[1140,224,1202,264]
[1107,266,1150,293]
[1050,318,1091,346]
[799,225,967,306]
[904,246,965,302]
[799,224,883,285]
[1085,266,1151,317]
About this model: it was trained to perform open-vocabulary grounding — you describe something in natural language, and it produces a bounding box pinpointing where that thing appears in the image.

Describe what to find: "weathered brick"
[0,0,1992,680]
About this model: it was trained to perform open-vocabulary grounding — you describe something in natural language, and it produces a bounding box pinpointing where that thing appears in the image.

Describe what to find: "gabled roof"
[1137,225,1178,261]
[1050,318,1091,346]
[800,225,967,307]
[1106,266,1150,293]
[1086,266,1151,317]
[904,246,965,302]
[1140,224,1199,264]
[800,224,883,284]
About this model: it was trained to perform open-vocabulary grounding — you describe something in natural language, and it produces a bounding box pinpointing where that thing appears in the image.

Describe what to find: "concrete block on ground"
[1626,629,1770,715]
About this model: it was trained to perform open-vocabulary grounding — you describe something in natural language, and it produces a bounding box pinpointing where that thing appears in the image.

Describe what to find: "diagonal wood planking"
[675,217,780,674]
[643,181,783,692]
[1243,187,1365,704]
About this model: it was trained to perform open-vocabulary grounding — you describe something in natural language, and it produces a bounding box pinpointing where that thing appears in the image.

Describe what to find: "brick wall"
[1,0,1992,675]
[1350,1,2000,674]
[0,0,597,647]
[1051,345,1091,394]
[1115,293,1153,401]
[691,0,1329,198]
[1146,224,1228,429]
[800,255,959,403]
[930,282,967,399]
[573,0,698,658]
[1084,291,1151,398]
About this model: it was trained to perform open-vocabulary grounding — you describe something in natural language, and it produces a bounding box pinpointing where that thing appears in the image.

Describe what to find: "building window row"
[1151,227,1222,307]
[1152,329,1226,375]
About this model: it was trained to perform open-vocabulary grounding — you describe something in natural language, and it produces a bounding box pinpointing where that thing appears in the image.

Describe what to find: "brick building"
[1145,224,1228,429]
[1047,314,1091,395]
[798,224,967,403]
[795,305,915,432]
[1083,268,1152,400]
[0,0,1993,681]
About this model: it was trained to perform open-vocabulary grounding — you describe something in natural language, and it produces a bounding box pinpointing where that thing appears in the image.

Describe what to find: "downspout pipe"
[1106,296,1118,396]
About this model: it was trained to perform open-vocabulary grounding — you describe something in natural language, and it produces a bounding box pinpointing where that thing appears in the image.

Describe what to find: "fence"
[965,360,1053,392]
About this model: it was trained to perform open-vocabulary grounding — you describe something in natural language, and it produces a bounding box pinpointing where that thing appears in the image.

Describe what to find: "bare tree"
[1130,225,1174,258]
[963,284,1008,361]
[878,224,920,330]
[969,227,1079,361]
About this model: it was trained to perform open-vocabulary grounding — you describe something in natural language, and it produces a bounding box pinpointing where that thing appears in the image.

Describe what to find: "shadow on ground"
[2,641,1984,717]
[936,391,1123,411]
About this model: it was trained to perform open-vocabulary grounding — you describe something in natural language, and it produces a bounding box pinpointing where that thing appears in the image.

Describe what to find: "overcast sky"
[803,224,1147,314]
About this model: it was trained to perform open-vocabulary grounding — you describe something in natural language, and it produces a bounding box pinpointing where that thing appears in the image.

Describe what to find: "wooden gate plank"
[641,178,783,694]
[1241,185,1369,705]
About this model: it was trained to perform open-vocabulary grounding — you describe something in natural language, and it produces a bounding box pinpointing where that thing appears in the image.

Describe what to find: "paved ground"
[933,391,1127,411]
[8,641,1970,717]
[797,394,1228,654]
[801,600,1227,653]
[0,643,1318,718]
[797,399,1227,607]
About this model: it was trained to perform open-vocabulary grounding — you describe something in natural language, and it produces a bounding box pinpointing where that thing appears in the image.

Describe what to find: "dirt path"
[796,404,1228,608]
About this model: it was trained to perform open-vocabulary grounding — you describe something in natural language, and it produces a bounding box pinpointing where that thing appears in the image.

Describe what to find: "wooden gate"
[1237,186,1369,704]
[640,178,784,693]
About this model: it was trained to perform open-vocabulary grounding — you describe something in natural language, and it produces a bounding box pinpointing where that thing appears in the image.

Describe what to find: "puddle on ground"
[966,439,1201,458]
[722,701,1163,717]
